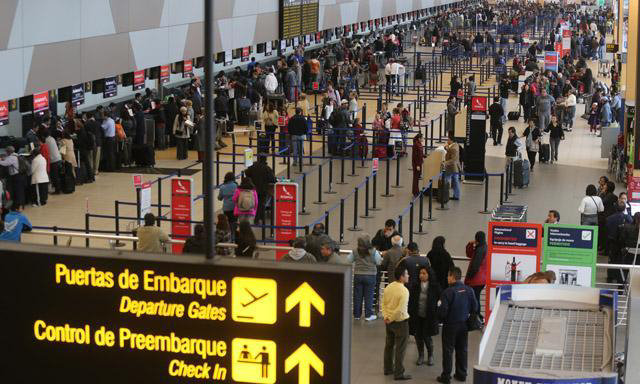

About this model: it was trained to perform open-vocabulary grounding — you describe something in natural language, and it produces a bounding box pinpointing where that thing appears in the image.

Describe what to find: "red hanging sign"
[312,82,319,91]
[183,60,193,78]
[132,174,143,188]
[0,101,8,126]
[274,182,298,260]
[33,92,49,115]
[170,177,193,254]
[133,70,145,90]
[160,65,170,83]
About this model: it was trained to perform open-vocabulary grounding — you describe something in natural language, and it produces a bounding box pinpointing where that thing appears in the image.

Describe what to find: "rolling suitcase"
[61,161,76,194]
[257,132,269,154]
[507,110,520,120]
[437,178,450,203]
[356,135,369,159]
[512,158,530,188]
[539,144,550,163]
[133,144,155,167]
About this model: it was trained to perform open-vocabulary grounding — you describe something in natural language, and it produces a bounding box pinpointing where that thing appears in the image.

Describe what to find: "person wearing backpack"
[0,146,28,211]
[232,177,258,223]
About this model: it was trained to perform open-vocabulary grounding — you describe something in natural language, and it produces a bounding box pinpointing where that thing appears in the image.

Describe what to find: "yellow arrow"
[284,343,324,384]
[285,282,325,327]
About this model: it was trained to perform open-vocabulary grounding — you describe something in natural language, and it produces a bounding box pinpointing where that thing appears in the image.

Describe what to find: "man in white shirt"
[385,59,394,95]
[390,60,403,96]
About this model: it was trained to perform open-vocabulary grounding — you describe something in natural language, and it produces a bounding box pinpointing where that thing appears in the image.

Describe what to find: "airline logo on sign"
[160,65,170,83]
[241,47,250,62]
[33,92,49,115]
[0,101,8,126]
[133,70,145,90]
[471,96,487,112]
[183,60,193,78]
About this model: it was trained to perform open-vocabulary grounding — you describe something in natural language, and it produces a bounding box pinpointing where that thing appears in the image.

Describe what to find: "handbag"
[466,311,483,331]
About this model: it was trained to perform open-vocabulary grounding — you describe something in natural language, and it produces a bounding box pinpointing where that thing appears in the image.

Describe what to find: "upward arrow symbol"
[284,344,324,384]
[285,282,325,327]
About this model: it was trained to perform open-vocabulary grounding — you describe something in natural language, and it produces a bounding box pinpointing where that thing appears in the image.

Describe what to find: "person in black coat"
[408,266,441,366]
[243,155,276,224]
[427,236,454,290]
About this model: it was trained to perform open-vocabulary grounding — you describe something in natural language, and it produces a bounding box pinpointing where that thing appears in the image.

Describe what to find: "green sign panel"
[542,224,598,287]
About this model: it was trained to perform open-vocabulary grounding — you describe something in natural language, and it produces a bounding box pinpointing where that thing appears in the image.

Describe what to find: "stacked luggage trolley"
[491,204,528,222]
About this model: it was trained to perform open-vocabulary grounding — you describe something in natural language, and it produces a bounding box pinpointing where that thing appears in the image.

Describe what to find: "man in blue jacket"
[436,267,478,384]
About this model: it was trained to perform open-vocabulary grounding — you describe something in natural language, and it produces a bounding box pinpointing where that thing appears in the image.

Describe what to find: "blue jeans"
[445,172,461,199]
[291,135,304,164]
[500,97,508,122]
[353,274,376,318]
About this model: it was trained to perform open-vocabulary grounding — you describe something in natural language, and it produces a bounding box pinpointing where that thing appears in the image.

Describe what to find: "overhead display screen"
[280,0,319,39]
[0,244,351,384]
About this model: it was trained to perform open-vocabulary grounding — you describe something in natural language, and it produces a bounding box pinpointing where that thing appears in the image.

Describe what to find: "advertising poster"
[275,182,298,260]
[244,148,254,167]
[71,84,85,106]
[241,47,250,62]
[628,175,640,201]
[133,70,145,91]
[104,76,118,98]
[0,101,9,126]
[544,51,559,72]
[33,92,49,115]
[160,65,170,83]
[471,96,487,112]
[170,177,193,254]
[486,222,542,320]
[182,59,193,78]
[543,224,598,287]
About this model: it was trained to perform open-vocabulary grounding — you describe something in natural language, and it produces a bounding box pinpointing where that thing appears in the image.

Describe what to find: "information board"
[486,222,542,320]
[71,84,85,106]
[0,243,351,384]
[139,182,152,223]
[133,70,145,91]
[275,182,298,260]
[183,60,194,78]
[0,100,8,126]
[542,224,598,287]
[544,51,559,72]
[33,92,49,115]
[280,0,319,39]
[170,177,193,254]
[104,76,118,98]
[160,65,170,83]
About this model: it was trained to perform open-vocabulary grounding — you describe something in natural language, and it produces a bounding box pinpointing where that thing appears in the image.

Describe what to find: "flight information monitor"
[280,0,319,40]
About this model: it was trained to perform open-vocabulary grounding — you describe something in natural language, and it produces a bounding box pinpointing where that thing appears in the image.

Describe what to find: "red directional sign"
[471,96,487,112]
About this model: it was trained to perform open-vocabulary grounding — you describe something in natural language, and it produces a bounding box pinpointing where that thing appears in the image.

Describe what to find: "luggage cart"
[491,204,528,222]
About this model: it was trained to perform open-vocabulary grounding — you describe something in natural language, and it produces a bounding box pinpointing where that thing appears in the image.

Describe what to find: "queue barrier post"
[500,172,505,205]
[381,157,393,197]
[337,155,347,185]
[349,146,358,177]
[392,155,402,188]
[286,152,291,179]
[413,188,427,235]
[300,173,309,215]
[325,158,337,194]
[479,172,491,214]
[371,171,381,211]
[361,176,373,219]
[85,213,90,248]
[348,186,362,232]
[314,163,325,205]
[114,201,122,247]
[409,201,415,243]
[53,226,58,246]
[339,199,348,245]
[232,142,237,175]
[325,211,330,236]
[425,183,436,221]
[216,152,221,185]
[157,179,162,225]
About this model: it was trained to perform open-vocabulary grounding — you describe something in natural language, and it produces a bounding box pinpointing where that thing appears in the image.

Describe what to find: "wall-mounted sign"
[241,47,250,62]
[0,101,9,126]
[183,60,193,78]
[33,92,49,115]
[0,243,351,384]
[280,0,319,39]
[71,84,85,106]
[160,65,170,83]
[543,224,598,287]
[133,70,145,91]
[224,50,233,66]
[265,41,273,56]
[104,77,118,98]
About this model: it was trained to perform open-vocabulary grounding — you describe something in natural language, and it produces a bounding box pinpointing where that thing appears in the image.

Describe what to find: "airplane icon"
[242,288,269,307]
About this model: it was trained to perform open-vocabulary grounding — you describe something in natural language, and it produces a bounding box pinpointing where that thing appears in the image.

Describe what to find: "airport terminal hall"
[1,0,639,383]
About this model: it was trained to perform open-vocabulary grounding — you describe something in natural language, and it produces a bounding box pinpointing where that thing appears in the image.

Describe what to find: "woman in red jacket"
[412,133,424,196]
[464,230,487,320]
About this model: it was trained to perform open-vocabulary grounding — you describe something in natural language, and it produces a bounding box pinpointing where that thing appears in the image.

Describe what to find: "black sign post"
[465,109,487,182]
[0,244,352,384]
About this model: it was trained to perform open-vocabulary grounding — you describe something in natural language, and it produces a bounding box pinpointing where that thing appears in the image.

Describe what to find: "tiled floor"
[17,37,619,384]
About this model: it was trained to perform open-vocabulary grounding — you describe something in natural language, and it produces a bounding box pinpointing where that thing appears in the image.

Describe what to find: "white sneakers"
[365,315,377,321]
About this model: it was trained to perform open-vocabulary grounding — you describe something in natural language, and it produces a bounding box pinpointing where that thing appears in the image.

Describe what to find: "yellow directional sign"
[232,277,277,324]
[285,344,324,384]
[231,338,277,384]
[285,282,325,327]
